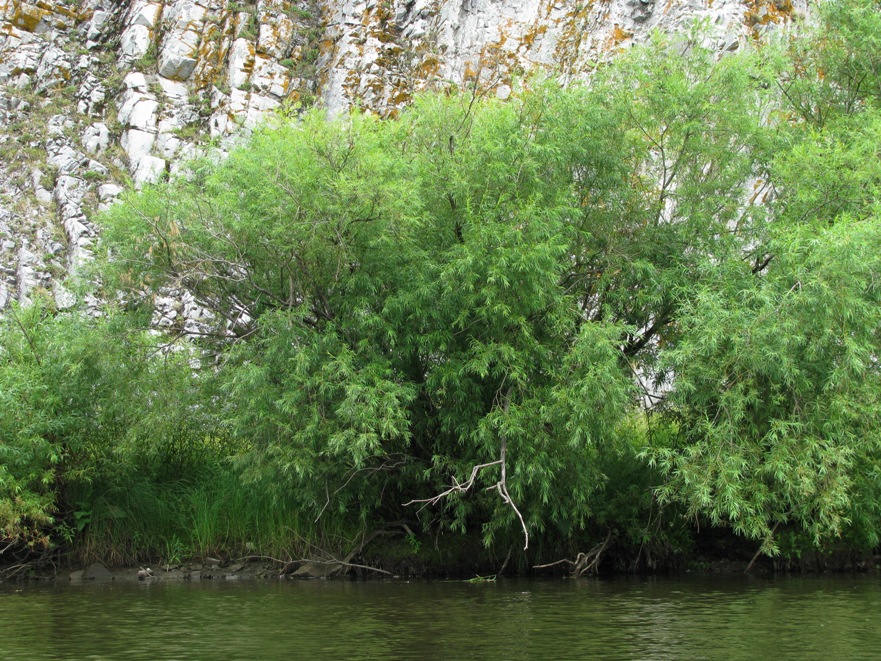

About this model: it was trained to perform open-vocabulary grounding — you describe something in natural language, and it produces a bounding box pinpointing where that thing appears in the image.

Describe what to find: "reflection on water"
[1,575,880,659]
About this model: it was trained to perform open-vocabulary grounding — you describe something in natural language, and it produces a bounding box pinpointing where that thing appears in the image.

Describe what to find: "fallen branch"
[272,526,405,578]
[296,558,393,576]
[235,553,394,578]
[534,532,613,576]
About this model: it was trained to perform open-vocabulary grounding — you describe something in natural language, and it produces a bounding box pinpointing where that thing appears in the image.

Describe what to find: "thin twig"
[497,545,513,577]
[745,521,780,574]
[9,308,41,366]
[403,459,503,507]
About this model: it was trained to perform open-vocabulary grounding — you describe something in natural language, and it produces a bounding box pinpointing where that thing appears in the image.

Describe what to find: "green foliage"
[0,298,213,549]
[71,463,314,565]
[653,218,881,551]
[98,14,881,561]
[135,42,158,72]
[646,0,881,557]
[776,0,881,125]
[101,89,640,549]
[6,1,881,569]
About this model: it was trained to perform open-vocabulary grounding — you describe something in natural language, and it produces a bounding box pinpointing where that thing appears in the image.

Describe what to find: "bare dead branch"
[534,532,613,576]
[402,459,503,508]
[404,388,530,550]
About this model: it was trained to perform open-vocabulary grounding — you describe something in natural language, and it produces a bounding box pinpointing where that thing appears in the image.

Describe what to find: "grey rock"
[158,52,198,82]
[54,283,76,309]
[120,25,152,60]
[124,72,149,91]
[157,76,189,101]
[83,562,113,581]
[35,188,54,205]
[86,11,110,41]
[128,1,163,29]
[98,184,124,201]
[122,128,157,164]
[134,155,167,188]
[82,123,110,155]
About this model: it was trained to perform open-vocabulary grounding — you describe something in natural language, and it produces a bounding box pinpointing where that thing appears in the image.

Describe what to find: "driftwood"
[533,532,613,576]
[263,523,416,578]
[0,540,59,580]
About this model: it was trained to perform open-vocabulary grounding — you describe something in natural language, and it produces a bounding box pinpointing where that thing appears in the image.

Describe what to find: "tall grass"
[71,465,315,567]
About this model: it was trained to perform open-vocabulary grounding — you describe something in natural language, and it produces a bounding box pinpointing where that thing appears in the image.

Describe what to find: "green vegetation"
[134,41,159,72]
[2,0,881,575]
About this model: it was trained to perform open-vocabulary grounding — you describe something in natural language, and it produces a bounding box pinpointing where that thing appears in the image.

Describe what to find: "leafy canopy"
[4,3,880,563]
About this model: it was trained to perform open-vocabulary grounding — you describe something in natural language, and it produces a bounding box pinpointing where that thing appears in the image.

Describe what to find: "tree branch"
[403,389,530,549]
[534,532,613,576]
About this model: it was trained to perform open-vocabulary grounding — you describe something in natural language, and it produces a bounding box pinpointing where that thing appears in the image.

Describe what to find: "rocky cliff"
[0,0,806,308]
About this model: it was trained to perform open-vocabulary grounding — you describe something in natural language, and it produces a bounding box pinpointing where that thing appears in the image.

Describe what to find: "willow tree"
[652,0,881,559]
[102,26,869,560]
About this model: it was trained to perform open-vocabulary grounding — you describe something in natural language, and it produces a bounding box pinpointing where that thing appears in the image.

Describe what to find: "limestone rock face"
[0,0,808,308]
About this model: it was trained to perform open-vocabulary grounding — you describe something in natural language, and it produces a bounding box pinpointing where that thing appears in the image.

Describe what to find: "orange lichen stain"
[537,0,555,20]
[520,23,547,50]
[744,0,794,30]
[416,55,440,78]
[38,0,82,20]
[553,0,597,75]
[11,4,47,32]
[606,24,633,49]
[390,86,411,105]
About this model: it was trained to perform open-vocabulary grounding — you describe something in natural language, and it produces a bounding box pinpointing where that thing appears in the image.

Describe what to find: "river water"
[1,574,879,659]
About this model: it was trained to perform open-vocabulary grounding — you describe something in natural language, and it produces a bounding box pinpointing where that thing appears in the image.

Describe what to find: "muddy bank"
[4,529,879,583]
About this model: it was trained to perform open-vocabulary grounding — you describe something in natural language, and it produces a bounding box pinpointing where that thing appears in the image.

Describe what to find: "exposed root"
[0,541,59,580]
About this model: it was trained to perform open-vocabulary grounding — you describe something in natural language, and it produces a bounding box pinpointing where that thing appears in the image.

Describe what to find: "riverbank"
[7,543,879,585]
[3,514,879,583]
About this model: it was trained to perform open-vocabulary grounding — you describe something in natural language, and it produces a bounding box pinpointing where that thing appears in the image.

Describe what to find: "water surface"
[1,574,879,659]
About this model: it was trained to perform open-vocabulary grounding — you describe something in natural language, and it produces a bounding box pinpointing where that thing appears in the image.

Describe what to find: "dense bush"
[2,0,880,570]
